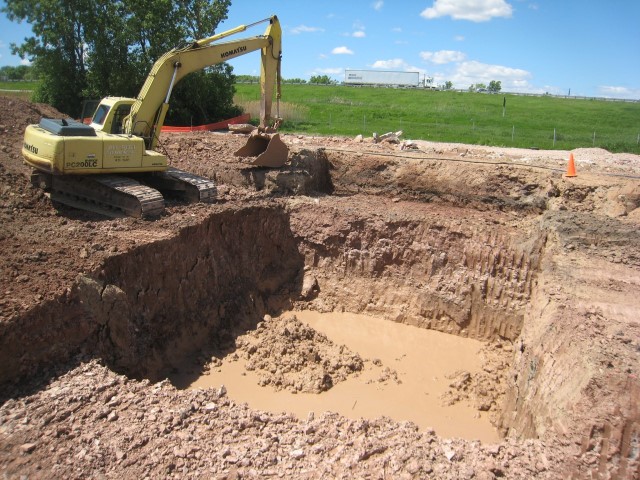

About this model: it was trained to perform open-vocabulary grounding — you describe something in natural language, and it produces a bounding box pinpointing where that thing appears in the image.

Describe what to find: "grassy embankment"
[235,83,640,154]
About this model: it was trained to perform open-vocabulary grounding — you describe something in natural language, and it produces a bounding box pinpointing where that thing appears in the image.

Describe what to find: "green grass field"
[235,84,640,154]
[3,80,638,153]
[0,81,38,100]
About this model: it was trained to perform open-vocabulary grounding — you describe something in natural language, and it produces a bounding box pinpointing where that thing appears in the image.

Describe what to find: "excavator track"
[32,168,216,218]
[37,172,165,218]
[134,167,216,203]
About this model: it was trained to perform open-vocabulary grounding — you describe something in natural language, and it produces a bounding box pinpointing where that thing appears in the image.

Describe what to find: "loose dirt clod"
[233,314,365,393]
[1,95,639,479]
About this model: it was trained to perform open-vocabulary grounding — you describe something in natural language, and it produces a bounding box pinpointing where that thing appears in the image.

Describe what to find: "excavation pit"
[3,199,541,441]
[1,113,639,477]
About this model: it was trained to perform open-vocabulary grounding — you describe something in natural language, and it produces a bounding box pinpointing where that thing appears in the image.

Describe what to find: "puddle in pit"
[176,310,500,442]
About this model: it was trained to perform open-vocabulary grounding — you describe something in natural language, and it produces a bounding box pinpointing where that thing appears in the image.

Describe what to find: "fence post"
[553,128,556,147]
[593,131,595,146]
[512,125,515,142]
[363,114,366,131]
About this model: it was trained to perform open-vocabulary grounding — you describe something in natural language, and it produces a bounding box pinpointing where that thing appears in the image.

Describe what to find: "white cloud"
[20,58,32,66]
[353,31,366,38]
[598,85,640,100]
[316,68,344,75]
[372,1,384,11]
[371,58,411,70]
[332,46,354,55]
[290,25,325,35]
[454,35,465,41]
[420,50,466,64]
[392,27,402,33]
[421,0,513,22]
[449,60,531,89]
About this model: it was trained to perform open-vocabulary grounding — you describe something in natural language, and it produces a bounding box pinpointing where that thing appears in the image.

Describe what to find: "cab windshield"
[91,104,111,125]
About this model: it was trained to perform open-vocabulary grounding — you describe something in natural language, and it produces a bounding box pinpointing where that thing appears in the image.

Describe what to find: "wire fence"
[282,114,640,153]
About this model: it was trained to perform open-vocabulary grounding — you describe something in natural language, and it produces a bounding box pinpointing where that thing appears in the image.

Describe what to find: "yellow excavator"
[22,15,288,218]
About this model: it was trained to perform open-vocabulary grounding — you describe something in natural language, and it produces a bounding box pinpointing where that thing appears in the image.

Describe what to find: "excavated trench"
[0,194,548,442]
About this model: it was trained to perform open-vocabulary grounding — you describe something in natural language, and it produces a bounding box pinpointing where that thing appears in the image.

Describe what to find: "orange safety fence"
[161,114,251,132]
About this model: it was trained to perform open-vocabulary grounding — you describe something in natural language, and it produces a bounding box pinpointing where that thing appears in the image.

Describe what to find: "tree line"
[1,0,241,125]
[0,65,38,81]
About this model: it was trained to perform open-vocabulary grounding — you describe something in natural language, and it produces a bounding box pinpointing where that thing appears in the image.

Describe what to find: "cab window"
[92,104,111,125]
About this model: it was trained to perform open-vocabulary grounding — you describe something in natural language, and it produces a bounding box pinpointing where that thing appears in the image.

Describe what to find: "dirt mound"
[0,96,65,174]
[232,314,365,393]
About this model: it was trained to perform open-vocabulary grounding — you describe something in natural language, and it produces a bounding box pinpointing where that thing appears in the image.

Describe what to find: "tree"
[3,0,93,115]
[2,0,234,123]
[309,75,335,85]
[0,65,36,81]
[488,80,502,93]
[443,80,453,90]
[468,83,487,93]
[285,78,307,84]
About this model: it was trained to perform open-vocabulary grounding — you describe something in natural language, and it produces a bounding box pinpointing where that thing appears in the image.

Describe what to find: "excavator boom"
[125,15,287,167]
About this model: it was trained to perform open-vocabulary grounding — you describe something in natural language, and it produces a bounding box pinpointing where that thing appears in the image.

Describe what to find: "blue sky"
[2,0,639,99]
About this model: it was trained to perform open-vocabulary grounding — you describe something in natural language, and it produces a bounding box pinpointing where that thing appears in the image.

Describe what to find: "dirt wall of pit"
[288,198,544,342]
[0,206,304,385]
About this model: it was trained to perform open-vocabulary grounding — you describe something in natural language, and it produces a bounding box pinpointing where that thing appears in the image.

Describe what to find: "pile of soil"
[232,314,365,393]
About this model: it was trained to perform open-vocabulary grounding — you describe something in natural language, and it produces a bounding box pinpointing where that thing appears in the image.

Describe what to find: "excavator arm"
[125,16,282,150]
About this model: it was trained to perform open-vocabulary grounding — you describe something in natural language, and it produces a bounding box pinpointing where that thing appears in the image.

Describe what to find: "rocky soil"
[1,95,639,479]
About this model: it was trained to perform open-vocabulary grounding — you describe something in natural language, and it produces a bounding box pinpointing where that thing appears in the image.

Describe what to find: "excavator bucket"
[234,133,289,167]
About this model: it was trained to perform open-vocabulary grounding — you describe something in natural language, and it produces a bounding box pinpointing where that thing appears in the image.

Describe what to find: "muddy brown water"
[175,311,500,443]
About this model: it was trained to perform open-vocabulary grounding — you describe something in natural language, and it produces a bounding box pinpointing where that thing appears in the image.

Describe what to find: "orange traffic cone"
[565,153,577,177]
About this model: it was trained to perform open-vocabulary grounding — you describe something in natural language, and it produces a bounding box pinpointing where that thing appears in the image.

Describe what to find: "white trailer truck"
[344,70,425,88]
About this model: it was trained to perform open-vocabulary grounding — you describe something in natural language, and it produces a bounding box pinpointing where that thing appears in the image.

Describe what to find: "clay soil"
[1,95,639,479]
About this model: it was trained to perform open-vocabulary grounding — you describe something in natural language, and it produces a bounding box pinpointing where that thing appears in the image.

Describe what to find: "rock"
[20,443,37,454]
[300,274,319,300]
[442,444,457,461]
[228,124,256,134]
[289,448,305,459]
